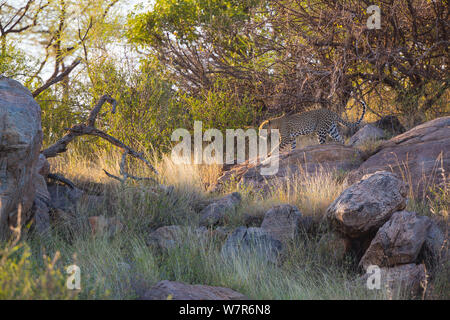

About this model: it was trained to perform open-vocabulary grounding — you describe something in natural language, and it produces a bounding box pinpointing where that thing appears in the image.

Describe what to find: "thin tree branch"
[41,95,159,180]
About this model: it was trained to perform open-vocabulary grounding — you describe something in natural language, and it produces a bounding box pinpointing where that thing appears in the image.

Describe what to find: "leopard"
[259,99,367,152]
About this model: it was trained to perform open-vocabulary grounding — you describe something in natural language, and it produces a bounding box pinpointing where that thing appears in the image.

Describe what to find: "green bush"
[181,79,259,131]
[88,59,190,155]
[0,244,74,299]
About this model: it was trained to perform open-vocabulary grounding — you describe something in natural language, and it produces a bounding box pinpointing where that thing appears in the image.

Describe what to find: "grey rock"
[261,204,302,243]
[221,226,283,264]
[213,144,362,193]
[0,77,43,238]
[358,263,427,298]
[349,124,385,147]
[141,280,247,300]
[199,192,241,226]
[347,116,450,197]
[421,219,447,269]
[147,225,183,250]
[318,232,350,261]
[327,171,407,238]
[359,211,431,269]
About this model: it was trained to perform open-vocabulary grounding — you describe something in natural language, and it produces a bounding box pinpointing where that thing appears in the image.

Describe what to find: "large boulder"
[221,226,283,264]
[213,144,362,192]
[199,192,241,226]
[359,211,431,270]
[347,116,450,197]
[260,204,303,243]
[348,124,385,147]
[141,280,247,300]
[0,77,43,238]
[326,171,407,239]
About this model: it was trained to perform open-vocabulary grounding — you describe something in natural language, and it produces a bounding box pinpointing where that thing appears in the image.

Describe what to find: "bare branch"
[32,58,81,97]
[41,95,159,180]
[47,173,76,189]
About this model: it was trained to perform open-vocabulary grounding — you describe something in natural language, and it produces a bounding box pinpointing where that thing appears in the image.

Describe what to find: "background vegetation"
[0,0,448,299]
[1,0,448,151]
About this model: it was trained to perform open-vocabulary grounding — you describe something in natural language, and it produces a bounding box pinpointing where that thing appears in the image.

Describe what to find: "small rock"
[359,211,431,270]
[221,226,283,264]
[260,204,302,243]
[147,225,183,250]
[199,192,241,227]
[33,197,51,234]
[88,215,123,236]
[147,225,213,250]
[327,171,407,238]
[141,280,247,300]
[349,124,385,147]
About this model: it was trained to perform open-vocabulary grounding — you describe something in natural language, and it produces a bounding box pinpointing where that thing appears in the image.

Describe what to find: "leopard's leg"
[279,135,292,152]
[291,139,296,151]
[267,135,288,157]
[328,123,345,144]
[317,130,326,144]
[289,131,303,151]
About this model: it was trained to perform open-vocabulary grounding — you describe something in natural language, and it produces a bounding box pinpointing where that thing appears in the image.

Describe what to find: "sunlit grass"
[1,145,447,299]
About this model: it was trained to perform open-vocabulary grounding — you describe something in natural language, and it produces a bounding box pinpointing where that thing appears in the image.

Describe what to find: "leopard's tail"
[338,98,367,129]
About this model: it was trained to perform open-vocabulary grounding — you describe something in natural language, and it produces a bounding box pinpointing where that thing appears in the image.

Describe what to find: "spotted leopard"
[259,99,366,151]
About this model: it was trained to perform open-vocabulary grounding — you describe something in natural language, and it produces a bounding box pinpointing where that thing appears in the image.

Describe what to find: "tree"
[0,0,119,98]
[128,0,449,126]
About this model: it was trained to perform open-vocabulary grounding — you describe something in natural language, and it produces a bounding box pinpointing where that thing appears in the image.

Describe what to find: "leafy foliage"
[0,244,73,299]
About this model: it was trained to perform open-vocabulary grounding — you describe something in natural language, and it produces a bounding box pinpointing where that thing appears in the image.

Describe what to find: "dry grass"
[1,144,447,300]
[356,138,385,160]
[271,168,346,218]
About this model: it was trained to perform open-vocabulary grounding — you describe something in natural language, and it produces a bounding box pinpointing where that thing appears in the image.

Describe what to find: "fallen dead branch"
[41,94,159,183]
[47,173,76,189]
